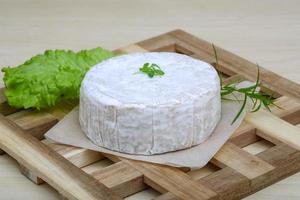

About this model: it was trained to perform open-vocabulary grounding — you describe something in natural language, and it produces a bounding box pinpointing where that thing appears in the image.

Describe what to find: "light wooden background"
[0,0,300,199]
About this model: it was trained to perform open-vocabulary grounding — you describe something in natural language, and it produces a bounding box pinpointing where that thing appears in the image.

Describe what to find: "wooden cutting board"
[0,29,299,200]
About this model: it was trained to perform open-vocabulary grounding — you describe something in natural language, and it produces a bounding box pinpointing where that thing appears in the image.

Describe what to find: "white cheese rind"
[79,52,221,155]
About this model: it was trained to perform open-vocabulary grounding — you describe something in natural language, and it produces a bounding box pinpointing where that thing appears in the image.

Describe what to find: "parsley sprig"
[212,44,277,124]
[138,63,165,78]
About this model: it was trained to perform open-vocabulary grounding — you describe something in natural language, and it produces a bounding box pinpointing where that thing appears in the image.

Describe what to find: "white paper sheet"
[46,81,252,169]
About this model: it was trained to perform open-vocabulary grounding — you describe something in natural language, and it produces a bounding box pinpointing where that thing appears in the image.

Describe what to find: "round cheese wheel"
[79,52,221,155]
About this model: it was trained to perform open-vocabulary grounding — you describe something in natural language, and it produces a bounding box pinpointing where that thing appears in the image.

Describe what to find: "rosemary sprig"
[138,63,165,78]
[212,44,276,124]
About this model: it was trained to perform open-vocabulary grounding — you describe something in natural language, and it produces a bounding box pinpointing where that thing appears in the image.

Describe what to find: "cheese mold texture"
[79,52,221,155]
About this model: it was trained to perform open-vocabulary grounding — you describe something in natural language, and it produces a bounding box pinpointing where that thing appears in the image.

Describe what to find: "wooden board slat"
[0,101,21,116]
[155,167,251,200]
[229,95,300,147]
[7,110,58,140]
[246,110,300,151]
[155,143,300,200]
[89,161,146,198]
[212,142,275,179]
[22,141,105,185]
[47,142,104,168]
[116,44,148,54]
[0,115,121,200]
[24,140,147,198]
[18,163,44,184]
[0,88,21,116]
[136,33,177,53]
[124,159,218,200]
[168,29,300,99]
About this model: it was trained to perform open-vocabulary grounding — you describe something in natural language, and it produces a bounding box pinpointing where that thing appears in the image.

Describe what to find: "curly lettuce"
[2,47,115,109]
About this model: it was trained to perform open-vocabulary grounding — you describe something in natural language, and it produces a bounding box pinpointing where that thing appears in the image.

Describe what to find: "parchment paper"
[46,82,252,169]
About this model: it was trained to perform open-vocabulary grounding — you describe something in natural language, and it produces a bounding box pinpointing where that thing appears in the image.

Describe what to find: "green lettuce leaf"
[2,47,115,109]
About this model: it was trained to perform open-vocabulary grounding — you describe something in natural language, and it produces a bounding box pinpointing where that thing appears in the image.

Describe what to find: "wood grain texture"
[90,161,147,198]
[18,163,44,184]
[22,141,105,185]
[22,141,146,198]
[229,95,300,147]
[128,30,300,200]
[246,110,300,151]
[0,115,121,200]
[124,159,218,200]
[47,143,104,168]
[0,102,21,116]
[168,30,300,99]
[117,44,148,54]
[212,143,274,179]
[242,143,300,199]
[7,110,58,140]
[155,142,300,200]
[0,88,21,116]
[43,143,146,198]
[155,167,251,200]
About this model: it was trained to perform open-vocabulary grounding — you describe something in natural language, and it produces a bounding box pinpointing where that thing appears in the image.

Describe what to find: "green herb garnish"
[212,44,277,124]
[138,63,165,78]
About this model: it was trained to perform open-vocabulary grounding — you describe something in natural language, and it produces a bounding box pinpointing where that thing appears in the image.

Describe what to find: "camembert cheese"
[79,52,221,155]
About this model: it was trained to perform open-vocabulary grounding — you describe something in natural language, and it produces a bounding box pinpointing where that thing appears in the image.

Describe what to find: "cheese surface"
[79,52,221,155]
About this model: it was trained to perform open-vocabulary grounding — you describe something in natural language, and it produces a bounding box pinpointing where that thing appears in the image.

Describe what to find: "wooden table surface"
[0,0,299,199]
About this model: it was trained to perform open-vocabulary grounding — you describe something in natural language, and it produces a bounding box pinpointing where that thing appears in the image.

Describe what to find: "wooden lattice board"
[0,29,300,200]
